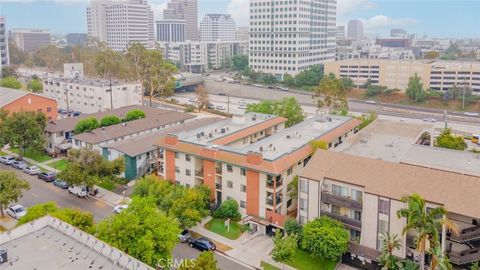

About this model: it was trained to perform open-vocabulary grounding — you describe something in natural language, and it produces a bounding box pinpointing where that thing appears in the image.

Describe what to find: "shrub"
[27,79,43,92]
[74,117,99,134]
[366,85,387,97]
[0,76,22,89]
[125,109,146,121]
[213,199,241,221]
[184,104,196,113]
[435,128,467,150]
[284,218,303,236]
[100,115,121,127]
[301,216,349,260]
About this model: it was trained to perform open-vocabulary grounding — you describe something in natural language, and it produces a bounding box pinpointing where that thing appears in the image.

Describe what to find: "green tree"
[125,109,146,121]
[406,74,427,102]
[301,216,349,260]
[282,73,296,86]
[402,260,420,270]
[177,251,219,270]
[341,77,355,90]
[397,194,458,270]
[287,176,299,203]
[74,117,99,134]
[378,233,402,270]
[0,76,22,89]
[310,140,328,151]
[231,54,249,72]
[294,65,324,86]
[284,218,302,236]
[17,202,94,232]
[366,85,387,97]
[100,115,121,127]
[213,199,241,221]
[8,41,28,65]
[246,97,304,127]
[27,79,43,92]
[195,85,209,112]
[94,45,125,79]
[272,231,298,269]
[0,172,30,217]
[470,262,479,270]
[314,75,348,115]
[2,111,47,158]
[429,244,452,270]
[424,51,440,59]
[434,128,467,150]
[95,197,180,267]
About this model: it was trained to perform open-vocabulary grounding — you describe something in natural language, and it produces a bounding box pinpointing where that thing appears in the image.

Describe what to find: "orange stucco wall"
[265,210,288,227]
[203,159,216,201]
[246,170,260,217]
[165,150,176,183]
[3,94,58,120]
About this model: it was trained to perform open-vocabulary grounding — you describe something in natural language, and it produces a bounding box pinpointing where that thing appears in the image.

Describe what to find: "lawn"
[10,148,52,163]
[261,261,280,270]
[285,248,337,270]
[49,159,69,171]
[98,179,116,191]
[0,150,7,156]
[204,218,244,240]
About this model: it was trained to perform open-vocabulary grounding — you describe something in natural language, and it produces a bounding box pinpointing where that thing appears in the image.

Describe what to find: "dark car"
[53,179,68,189]
[218,93,226,96]
[189,237,216,251]
[38,172,56,182]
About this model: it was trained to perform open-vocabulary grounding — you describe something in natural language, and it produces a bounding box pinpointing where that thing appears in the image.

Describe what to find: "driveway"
[225,234,274,268]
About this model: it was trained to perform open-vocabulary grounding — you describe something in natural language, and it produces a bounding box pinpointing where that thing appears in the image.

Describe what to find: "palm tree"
[396,194,458,270]
[378,233,402,270]
[429,244,452,270]
[402,260,420,270]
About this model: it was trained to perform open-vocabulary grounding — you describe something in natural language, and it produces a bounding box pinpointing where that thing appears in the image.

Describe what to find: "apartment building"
[299,150,480,269]
[325,59,480,94]
[163,0,198,41]
[336,45,415,61]
[248,0,336,78]
[200,14,236,42]
[155,113,361,234]
[0,17,9,72]
[86,0,155,51]
[41,77,142,113]
[0,87,57,120]
[156,20,186,43]
[11,28,51,53]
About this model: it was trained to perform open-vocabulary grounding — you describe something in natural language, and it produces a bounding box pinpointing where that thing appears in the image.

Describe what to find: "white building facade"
[86,0,155,52]
[163,0,198,41]
[11,28,51,53]
[0,17,9,73]
[156,19,185,42]
[248,0,336,78]
[200,14,236,42]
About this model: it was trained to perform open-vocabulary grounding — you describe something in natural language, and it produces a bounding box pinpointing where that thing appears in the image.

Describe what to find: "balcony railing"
[321,192,362,211]
[215,167,222,174]
[195,170,203,178]
[449,247,480,265]
[322,211,362,229]
[266,179,283,189]
[266,197,282,206]
[215,183,222,190]
[448,225,480,243]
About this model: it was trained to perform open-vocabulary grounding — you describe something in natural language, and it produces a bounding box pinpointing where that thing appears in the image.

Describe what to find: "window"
[379,199,390,215]
[227,181,233,188]
[240,201,246,208]
[299,215,307,225]
[47,107,52,112]
[185,154,191,161]
[287,167,293,175]
[351,189,362,202]
[299,198,307,211]
[332,205,341,215]
[332,184,348,197]
[175,166,180,173]
[175,152,179,159]
[240,168,246,176]
[300,179,308,193]
[378,219,388,234]
[240,184,246,192]
[227,165,233,172]
[186,169,191,176]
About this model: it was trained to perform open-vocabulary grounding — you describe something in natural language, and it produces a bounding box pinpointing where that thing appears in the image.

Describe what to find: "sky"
[0,0,479,38]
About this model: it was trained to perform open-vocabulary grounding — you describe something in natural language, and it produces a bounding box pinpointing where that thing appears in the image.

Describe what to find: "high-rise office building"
[163,0,198,41]
[156,20,186,42]
[86,0,155,52]
[347,20,364,41]
[249,0,336,78]
[0,17,9,72]
[236,26,249,41]
[200,14,236,42]
[11,28,51,53]
[336,25,345,41]
[66,33,88,46]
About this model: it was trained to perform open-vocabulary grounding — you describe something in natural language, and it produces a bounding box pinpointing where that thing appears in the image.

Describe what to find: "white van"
[68,185,89,197]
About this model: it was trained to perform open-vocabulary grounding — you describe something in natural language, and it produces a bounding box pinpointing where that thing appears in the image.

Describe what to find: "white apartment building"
[248,0,336,78]
[11,28,51,53]
[41,77,142,113]
[0,17,9,73]
[156,19,185,42]
[160,40,248,73]
[163,0,198,41]
[200,14,236,42]
[86,0,155,52]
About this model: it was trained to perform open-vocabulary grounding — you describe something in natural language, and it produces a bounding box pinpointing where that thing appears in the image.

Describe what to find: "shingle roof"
[300,150,480,219]
[108,117,221,157]
[45,105,171,133]
[0,87,56,107]
[73,111,194,144]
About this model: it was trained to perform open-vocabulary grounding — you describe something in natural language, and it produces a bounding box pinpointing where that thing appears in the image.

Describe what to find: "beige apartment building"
[299,150,480,269]
[325,59,480,94]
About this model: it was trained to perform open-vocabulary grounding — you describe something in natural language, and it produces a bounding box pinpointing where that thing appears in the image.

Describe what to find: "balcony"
[215,167,222,174]
[321,192,362,211]
[448,225,480,243]
[215,182,222,190]
[449,247,480,265]
[322,211,362,230]
[266,196,282,207]
[266,178,283,189]
[195,169,204,178]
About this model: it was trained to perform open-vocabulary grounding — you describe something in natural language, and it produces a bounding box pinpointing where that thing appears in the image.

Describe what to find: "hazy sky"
[1,0,479,38]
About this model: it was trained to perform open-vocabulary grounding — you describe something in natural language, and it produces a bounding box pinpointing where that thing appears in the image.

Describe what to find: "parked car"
[278,86,289,91]
[178,229,192,243]
[7,204,27,219]
[189,237,216,251]
[38,171,56,182]
[218,92,226,96]
[68,185,89,197]
[113,204,129,214]
[207,103,215,110]
[239,99,247,105]
[423,118,437,123]
[365,100,377,104]
[23,166,41,175]
[267,86,275,89]
[238,104,247,110]
[215,105,226,110]
[464,112,479,117]
[12,160,28,170]
[0,155,16,165]
[53,179,68,189]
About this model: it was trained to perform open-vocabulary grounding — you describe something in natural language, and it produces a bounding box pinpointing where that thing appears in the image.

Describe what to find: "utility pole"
[64,82,70,112]
[109,75,113,110]
[227,95,230,114]
[462,83,466,110]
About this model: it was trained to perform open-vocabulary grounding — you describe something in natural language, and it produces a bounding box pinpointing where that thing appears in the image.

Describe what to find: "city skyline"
[1,0,479,38]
